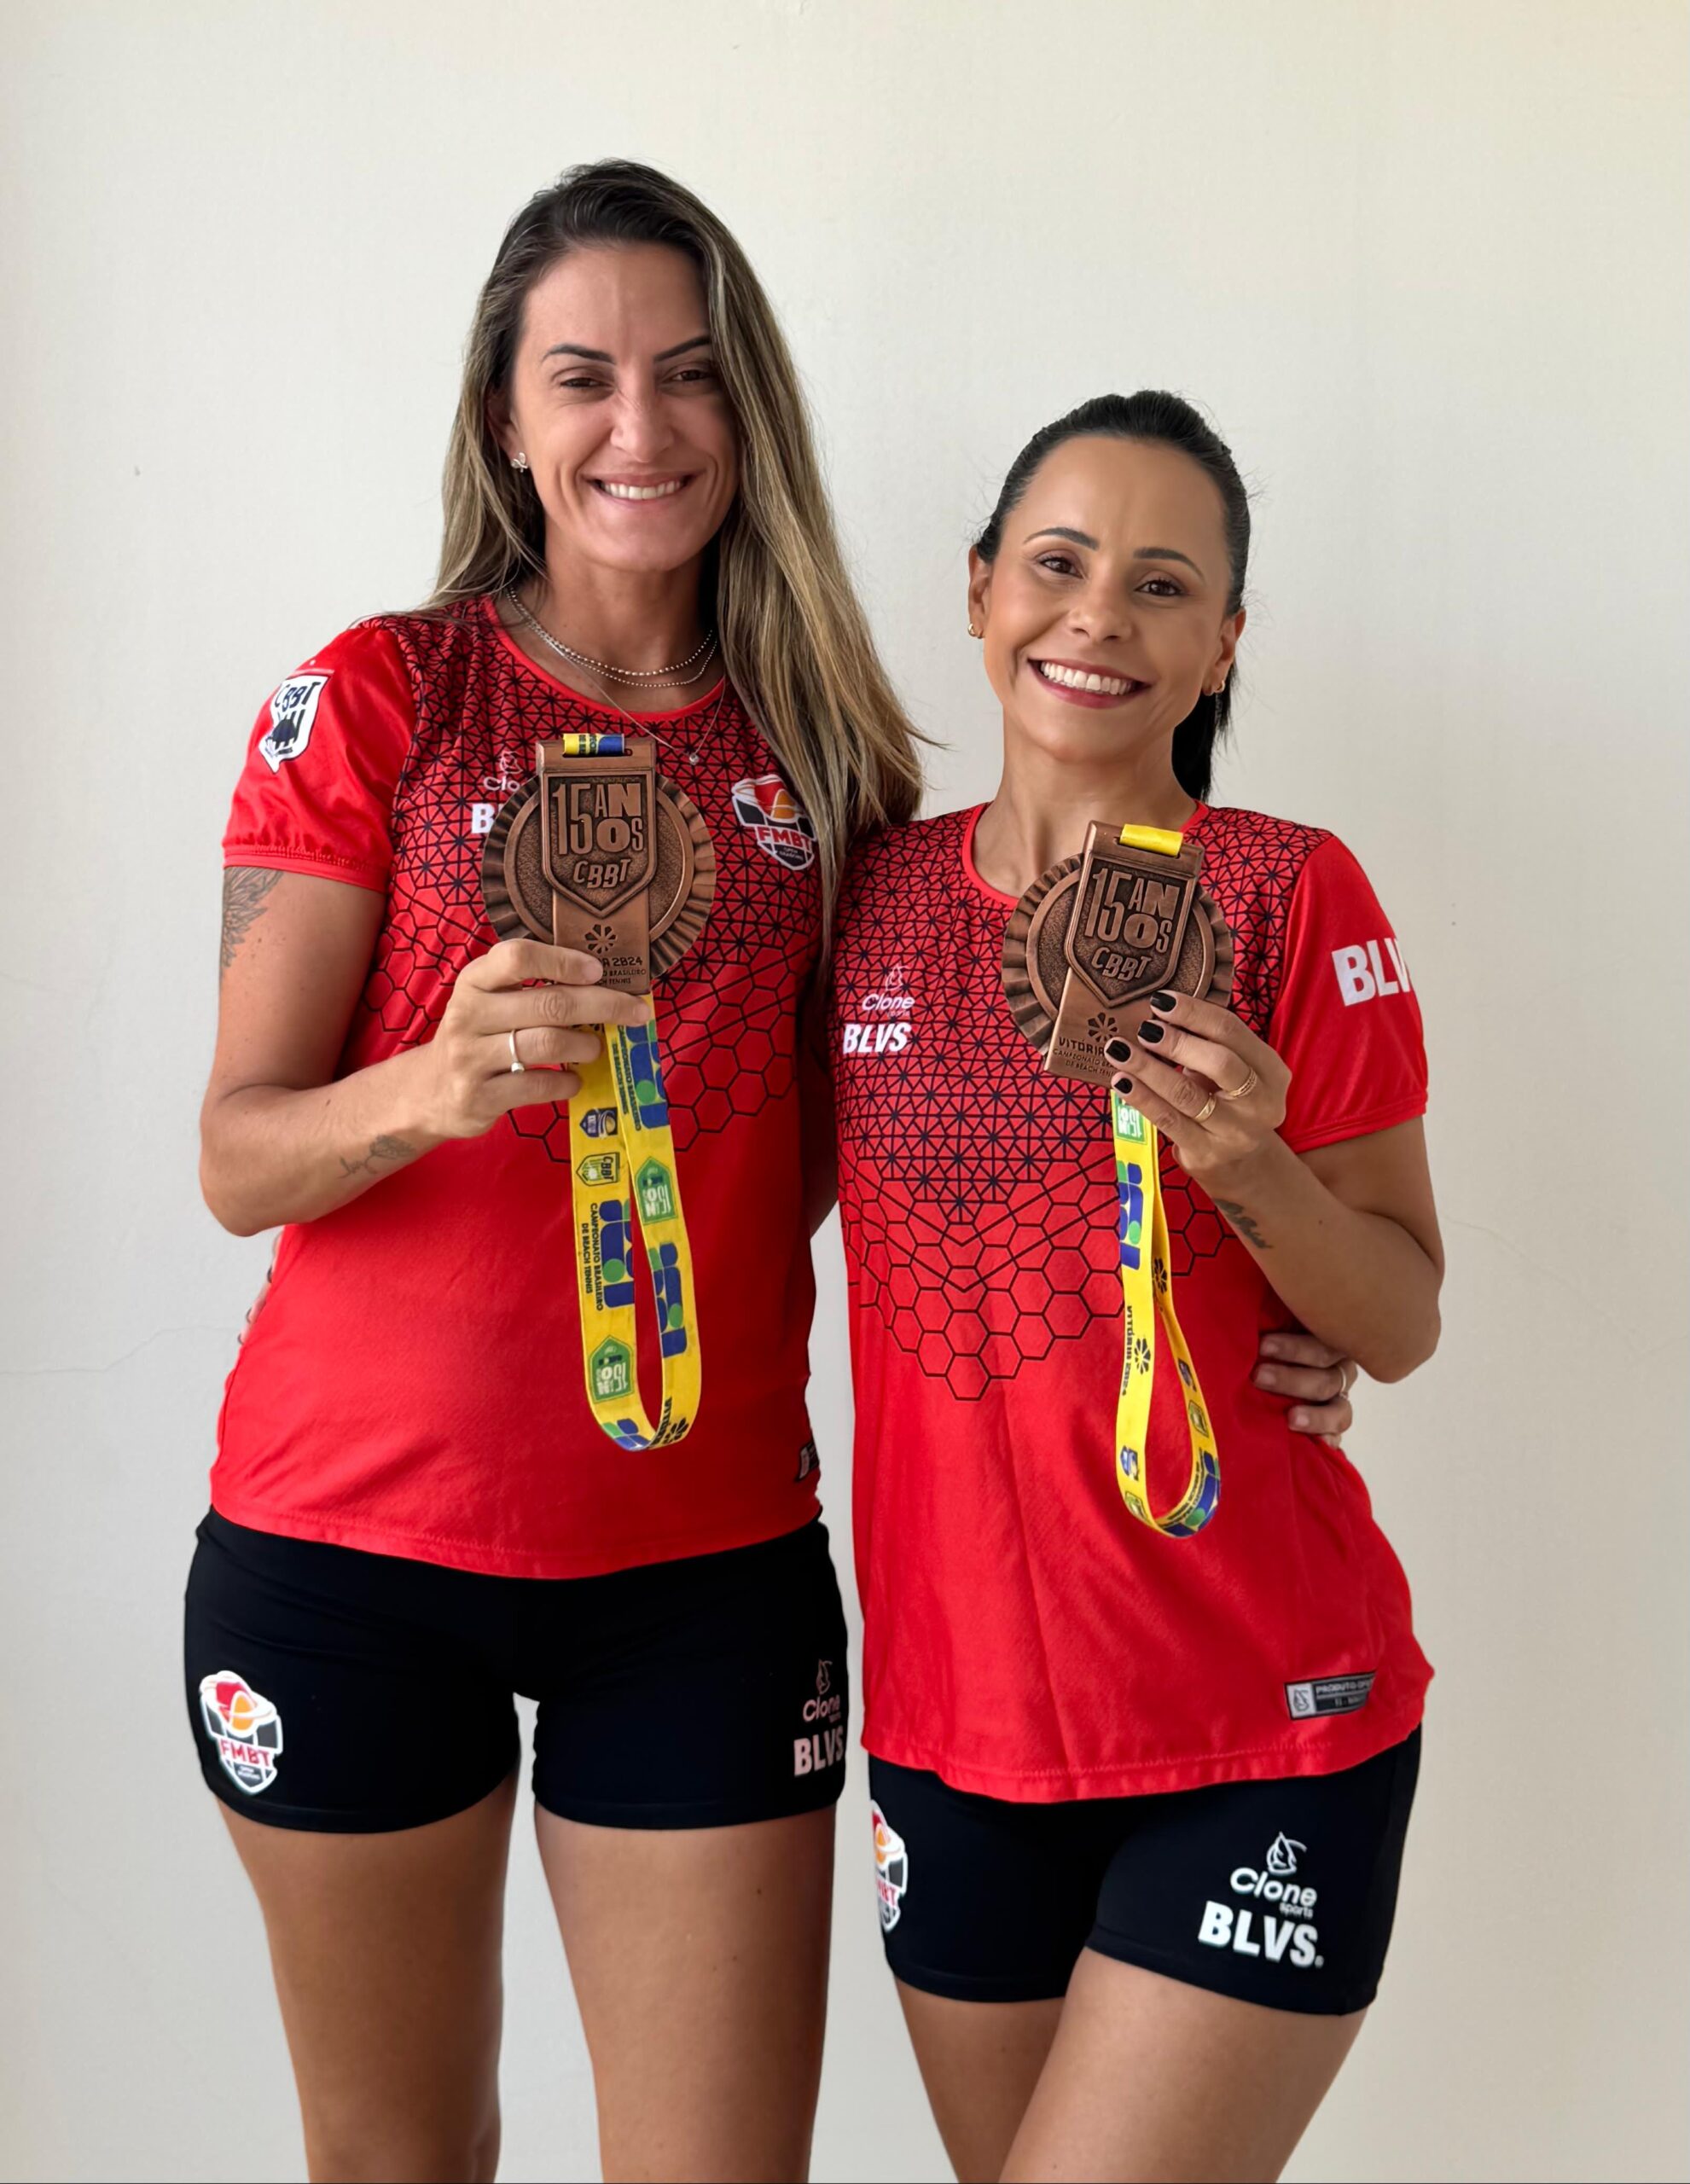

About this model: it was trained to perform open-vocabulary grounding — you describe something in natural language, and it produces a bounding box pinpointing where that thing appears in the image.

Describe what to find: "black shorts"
[185,1511,849,1833]
[868,1730,1420,2016]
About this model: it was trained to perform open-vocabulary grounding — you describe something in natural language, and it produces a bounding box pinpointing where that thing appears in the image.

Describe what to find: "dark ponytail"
[975,392,1250,802]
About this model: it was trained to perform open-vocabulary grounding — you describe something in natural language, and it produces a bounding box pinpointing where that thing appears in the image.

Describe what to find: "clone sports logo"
[1197,1832,1324,1971]
[840,963,914,1057]
[199,1670,284,1795]
[870,1801,909,1932]
[793,1658,845,1777]
[731,775,816,869]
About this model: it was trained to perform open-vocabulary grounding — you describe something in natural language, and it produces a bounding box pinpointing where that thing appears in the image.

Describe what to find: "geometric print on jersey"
[831,804,1327,1398]
[366,606,819,1159]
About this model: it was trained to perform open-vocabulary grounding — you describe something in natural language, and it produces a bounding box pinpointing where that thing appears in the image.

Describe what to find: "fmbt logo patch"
[258,673,329,773]
[731,774,816,869]
[199,1670,284,1795]
[1331,938,1412,1007]
[871,1801,909,1932]
[1196,1832,1324,1971]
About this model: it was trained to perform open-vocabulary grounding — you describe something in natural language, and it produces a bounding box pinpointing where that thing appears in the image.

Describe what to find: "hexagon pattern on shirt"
[829,805,1327,1398]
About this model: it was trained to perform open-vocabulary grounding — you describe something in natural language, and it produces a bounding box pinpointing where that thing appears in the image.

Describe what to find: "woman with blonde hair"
[185,159,918,2182]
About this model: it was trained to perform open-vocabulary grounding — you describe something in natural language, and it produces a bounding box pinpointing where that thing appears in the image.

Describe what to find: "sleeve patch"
[1330,938,1413,1007]
[258,671,330,772]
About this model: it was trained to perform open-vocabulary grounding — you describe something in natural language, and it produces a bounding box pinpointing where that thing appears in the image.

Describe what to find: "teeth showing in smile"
[597,479,687,501]
[1035,660,1137,696]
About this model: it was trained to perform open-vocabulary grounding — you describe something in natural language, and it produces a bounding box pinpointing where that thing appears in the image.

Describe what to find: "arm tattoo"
[220,867,283,973]
[337,1134,417,1181]
[1214,1198,1272,1252]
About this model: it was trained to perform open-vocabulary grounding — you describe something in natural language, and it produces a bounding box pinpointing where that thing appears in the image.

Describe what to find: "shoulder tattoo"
[220,867,282,973]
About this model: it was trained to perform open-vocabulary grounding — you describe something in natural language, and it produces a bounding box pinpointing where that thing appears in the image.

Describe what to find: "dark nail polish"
[1112,1074,1134,1095]
[1137,1021,1164,1044]
[1151,990,1177,1012]
[1104,1037,1131,1063]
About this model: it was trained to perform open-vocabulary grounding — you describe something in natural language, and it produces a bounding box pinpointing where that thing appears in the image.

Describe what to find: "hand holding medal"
[1101,987,1288,1183]
[482,730,717,1450]
[1002,820,1240,1539]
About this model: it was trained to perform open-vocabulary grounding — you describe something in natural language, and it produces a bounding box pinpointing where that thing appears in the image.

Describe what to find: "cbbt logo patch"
[258,673,329,773]
[871,1801,909,1932]
[199,1670,284,1795]
[731,774,816,869]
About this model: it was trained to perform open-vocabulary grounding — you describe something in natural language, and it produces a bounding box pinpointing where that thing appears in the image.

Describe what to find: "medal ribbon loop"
[1109,823,1220,1537]
[555,733,701,1449]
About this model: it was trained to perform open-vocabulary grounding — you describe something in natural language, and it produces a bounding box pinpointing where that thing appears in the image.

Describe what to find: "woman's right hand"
[417,938,654,1141]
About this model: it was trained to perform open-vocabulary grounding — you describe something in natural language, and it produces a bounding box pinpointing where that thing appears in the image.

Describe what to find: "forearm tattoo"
[1214,1198,1272,1252]
[337,1135,416,1181]
[220,867,282,973]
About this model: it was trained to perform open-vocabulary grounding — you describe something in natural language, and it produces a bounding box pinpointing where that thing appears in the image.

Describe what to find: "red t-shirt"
[829,803,1432,1799]
[214,597,823,1577]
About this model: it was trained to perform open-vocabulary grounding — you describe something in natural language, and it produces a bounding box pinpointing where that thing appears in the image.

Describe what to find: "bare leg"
[896,1983,1063,2183]
[1002,1949,1365,2184]
[538,1805,835,2183]
[220,1771,517,2183]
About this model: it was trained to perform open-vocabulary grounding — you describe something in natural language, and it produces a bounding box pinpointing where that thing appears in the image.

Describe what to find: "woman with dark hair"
[824,393,1442,2181]
[186,160,922,2182]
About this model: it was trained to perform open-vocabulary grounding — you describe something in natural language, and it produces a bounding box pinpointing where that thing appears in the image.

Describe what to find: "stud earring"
[511,452,530,473]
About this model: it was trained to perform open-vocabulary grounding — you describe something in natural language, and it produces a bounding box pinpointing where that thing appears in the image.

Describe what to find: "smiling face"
[968,435,1244,770]
[491,242,739,578]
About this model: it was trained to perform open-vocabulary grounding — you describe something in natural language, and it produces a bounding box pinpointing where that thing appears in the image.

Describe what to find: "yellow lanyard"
[556,735,702,1449]
[1109,825,1221,1537]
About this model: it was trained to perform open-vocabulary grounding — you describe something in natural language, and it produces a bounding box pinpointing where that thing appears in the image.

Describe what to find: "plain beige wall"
[2,3,1686,2179]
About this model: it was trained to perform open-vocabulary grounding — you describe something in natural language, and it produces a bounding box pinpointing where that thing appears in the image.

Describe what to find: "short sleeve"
[221,621,415,892]
[1269,836,1428,1154]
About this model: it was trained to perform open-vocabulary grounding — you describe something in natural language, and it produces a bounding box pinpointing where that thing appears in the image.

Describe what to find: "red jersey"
[214,598,822,1577]
[829,804,1432,1799]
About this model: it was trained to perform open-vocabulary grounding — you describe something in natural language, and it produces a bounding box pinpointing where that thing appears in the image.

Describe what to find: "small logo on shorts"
[795,1659,845,1777]
[199,1670,284,1795]
[1286,1672,1375,1719]
[871,1801,909,1932]
[1196,1832,1323,1971]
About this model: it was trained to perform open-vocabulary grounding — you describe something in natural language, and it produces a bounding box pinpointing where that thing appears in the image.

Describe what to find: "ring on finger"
[1193,1090,1219,1124]
[1217,1066,1260,1103]
[508,1029,526,1075]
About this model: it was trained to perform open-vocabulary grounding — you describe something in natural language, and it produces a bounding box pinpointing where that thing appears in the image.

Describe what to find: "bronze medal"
[482,736,716,988]
[1002,823,1234,1086]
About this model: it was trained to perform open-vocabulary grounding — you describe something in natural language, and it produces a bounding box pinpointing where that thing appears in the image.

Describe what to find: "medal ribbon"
[556,732,702,1449]
[1109,823,1220,1537]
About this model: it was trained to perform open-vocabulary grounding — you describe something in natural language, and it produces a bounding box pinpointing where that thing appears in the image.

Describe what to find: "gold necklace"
[507,585,717,685]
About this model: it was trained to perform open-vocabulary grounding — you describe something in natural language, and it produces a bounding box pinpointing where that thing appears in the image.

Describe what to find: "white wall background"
[3,3,1686,2179]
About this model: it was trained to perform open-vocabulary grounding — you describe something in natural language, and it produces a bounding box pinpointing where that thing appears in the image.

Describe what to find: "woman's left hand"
[1106,989,1289,1184]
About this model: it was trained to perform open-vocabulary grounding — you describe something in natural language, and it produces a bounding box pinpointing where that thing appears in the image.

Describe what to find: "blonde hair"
[429,159,924,925]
